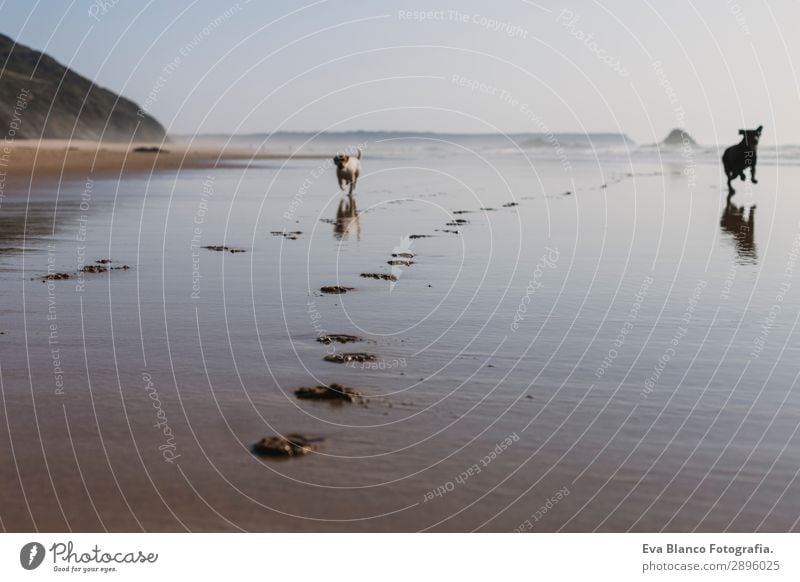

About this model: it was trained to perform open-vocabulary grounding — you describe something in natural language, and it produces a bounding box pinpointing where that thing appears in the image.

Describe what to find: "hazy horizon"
[173,128,793,142]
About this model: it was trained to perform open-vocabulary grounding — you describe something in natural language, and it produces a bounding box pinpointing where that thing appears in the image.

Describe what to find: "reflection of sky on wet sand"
[0,178,112,298]
[0,201,54,253]
[0,194,90,262]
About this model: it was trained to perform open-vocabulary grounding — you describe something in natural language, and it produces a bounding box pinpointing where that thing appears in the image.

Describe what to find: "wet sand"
[1,142,800,532]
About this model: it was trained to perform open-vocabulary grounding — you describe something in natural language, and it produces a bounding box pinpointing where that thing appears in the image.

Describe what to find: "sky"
[1,0,799,144]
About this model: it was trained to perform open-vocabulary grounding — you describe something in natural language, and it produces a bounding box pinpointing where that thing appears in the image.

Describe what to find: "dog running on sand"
[333,148,362,195]
[722,126,762,198]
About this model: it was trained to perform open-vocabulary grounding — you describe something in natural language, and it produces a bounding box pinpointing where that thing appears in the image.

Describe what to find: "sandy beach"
[1,133,799,533]
[0,139,323,184]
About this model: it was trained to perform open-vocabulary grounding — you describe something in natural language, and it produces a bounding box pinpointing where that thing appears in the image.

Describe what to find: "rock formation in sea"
[661,128,697,146]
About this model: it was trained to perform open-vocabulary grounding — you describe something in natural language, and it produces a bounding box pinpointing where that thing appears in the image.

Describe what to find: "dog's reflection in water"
[334,194,361,240]
[720,202,756,263]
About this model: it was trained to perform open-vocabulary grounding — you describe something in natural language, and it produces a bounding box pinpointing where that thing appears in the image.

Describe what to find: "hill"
[0,33,165,142]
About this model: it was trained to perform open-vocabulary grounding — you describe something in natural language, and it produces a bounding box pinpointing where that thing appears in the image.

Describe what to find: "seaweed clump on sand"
[271,231,302,240]
[202,245,246,253]
[132,146,169,153]
[294,383,363,403]
[252,434,324,457]
[41,260,130,281]
[80,261,131,273]
[320,285,354,294]
[317,334,361,344]
[324,352,377,364]
[80,265,107,273]
[360,273,397,281]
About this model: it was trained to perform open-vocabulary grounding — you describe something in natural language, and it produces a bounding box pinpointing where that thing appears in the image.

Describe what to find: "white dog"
[333,148,362,195]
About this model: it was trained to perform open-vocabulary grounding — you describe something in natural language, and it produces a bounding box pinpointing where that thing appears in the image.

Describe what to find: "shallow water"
[2,142,800,532]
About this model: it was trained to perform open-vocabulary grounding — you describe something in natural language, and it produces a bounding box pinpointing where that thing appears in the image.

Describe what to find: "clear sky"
[2,0,798,144]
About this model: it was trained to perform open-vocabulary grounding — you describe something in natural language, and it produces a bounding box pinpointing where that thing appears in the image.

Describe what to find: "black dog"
[722,126,762,198]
